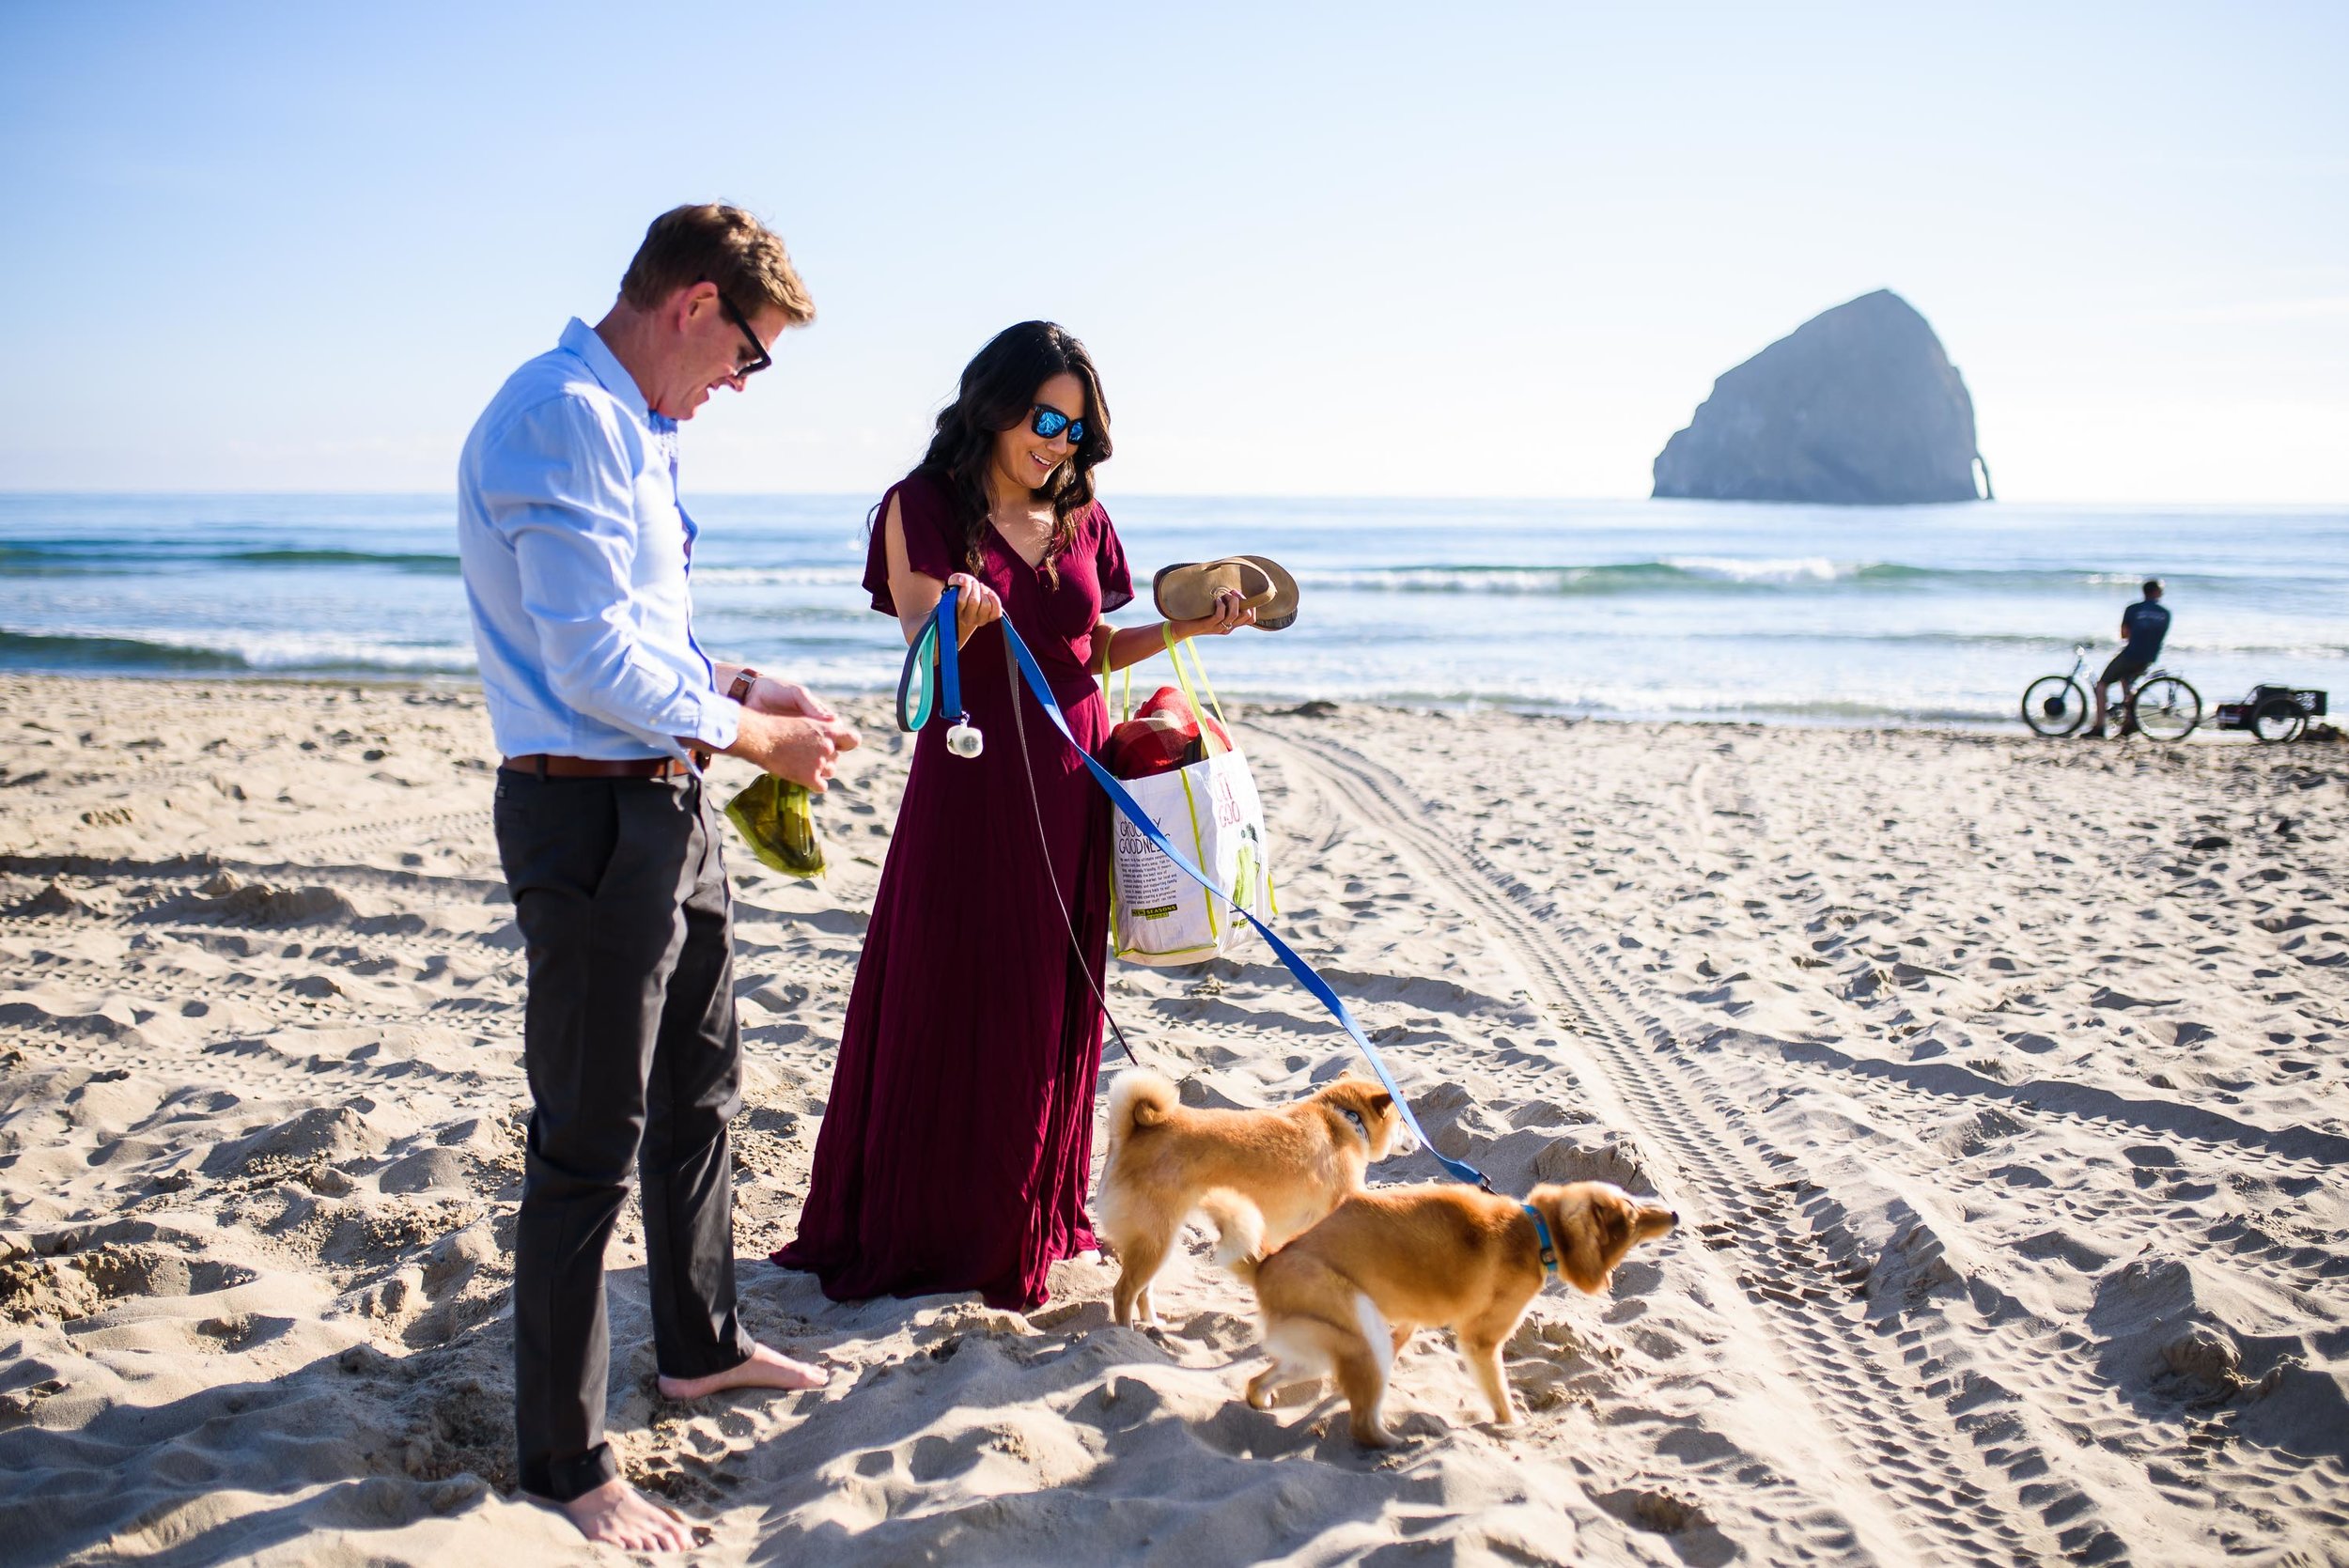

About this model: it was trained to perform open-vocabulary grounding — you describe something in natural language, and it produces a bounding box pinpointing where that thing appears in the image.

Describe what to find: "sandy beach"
[2,673,2343,1566]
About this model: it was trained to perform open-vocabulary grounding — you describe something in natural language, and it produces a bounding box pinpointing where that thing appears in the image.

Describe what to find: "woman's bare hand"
[1169,588,1256,641]
[948,571,1003,646]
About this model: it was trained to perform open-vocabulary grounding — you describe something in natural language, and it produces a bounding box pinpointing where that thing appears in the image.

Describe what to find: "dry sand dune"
[1,674,2343,1566]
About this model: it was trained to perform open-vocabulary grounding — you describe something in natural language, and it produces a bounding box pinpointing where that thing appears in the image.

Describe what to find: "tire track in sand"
[1261,723,2124,1566]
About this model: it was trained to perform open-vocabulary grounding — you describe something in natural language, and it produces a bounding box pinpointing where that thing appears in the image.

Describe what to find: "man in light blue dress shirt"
[457,204,858,1554]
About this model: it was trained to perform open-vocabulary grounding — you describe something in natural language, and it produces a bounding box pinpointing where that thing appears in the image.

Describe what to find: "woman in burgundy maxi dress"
[770,470,1133,1310]
[777,323,1251,1310]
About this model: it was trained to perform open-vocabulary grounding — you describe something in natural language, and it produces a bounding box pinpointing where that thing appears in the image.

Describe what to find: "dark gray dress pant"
[492,768,754,1503]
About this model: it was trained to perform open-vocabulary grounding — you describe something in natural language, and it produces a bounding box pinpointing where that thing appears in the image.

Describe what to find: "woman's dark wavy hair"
[899,320,1112,582]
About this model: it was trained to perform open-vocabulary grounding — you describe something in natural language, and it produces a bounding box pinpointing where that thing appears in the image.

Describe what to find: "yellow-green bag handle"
[1159,626,1235,757]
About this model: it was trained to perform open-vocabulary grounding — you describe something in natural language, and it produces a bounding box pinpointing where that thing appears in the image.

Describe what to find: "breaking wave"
[0,629,475,676]
[1288,560,2100,594]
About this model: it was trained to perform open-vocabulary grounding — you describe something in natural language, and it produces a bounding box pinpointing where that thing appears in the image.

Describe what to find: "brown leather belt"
[501,753,696,780]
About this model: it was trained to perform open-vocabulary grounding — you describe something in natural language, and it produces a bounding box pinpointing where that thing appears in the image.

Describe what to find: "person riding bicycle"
[2091,579,2170,737]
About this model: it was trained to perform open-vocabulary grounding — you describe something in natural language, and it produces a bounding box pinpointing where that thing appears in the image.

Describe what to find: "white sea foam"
[693,566,866,587]
[1296,567,1585,593]
[1295,557,1867,592]
[1662,555,1846,582]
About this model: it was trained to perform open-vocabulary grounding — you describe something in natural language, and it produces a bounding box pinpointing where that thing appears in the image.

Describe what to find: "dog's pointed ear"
[1368,1091,1394,1115]
[1555,1192,1612,1294]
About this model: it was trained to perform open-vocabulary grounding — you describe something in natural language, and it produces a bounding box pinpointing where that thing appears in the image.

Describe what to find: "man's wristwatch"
[692,669,760,773]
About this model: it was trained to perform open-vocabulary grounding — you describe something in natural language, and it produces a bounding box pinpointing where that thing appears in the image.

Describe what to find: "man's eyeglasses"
[716,292,770,380]
[1029,405,1086,445]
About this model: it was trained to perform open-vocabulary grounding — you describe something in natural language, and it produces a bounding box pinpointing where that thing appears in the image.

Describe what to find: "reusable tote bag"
[1110,632,1275,965]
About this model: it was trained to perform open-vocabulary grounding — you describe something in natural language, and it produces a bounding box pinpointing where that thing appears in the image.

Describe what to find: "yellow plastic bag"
[723,774,827,878]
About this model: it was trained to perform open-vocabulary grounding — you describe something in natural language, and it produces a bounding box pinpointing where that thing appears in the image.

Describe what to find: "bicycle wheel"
[2022,675,2089,737]
[2251,694,2308,743]
[2129,675,2201,741]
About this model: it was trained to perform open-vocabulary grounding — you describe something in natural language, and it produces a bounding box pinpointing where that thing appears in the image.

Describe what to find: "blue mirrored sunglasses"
[1029,405,1086,445]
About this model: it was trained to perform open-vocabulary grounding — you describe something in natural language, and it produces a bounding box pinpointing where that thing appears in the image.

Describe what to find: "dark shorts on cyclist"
[2099,653,2151,687]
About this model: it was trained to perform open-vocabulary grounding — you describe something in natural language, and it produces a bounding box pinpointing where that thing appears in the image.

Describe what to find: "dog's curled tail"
[1198,1188,1267,1283]
[1105,1070,1178,1147]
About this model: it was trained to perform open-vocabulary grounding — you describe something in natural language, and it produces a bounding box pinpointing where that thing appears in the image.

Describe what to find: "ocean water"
[2,493,2341,729]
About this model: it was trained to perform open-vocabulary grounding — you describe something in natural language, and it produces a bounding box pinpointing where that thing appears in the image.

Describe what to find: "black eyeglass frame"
[714,289,771,380]
[1029,404,1087,445]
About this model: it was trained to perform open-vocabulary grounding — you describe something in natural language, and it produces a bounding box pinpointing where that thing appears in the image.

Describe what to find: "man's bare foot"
[656,1340,829,1402]
[547,1477,692,1553]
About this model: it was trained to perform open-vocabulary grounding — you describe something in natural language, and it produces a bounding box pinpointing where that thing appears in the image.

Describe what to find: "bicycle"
[2020,647,2201,740]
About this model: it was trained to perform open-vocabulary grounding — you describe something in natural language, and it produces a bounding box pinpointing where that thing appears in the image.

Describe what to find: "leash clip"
[945,719,984,758]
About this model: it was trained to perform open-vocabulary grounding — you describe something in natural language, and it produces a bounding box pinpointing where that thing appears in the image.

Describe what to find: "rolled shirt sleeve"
[477,396,741,754]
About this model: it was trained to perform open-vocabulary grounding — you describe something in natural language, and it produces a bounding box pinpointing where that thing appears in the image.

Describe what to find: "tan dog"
[1210,1180,1678,1446]
[1096,1070,1417,1327]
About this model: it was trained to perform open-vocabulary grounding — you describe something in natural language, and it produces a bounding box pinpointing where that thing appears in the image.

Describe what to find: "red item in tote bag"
[1105,686,1232,780]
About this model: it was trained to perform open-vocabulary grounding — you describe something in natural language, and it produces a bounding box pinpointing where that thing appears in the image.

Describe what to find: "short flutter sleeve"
[1093,504,1134,615]
[863,474,964,616]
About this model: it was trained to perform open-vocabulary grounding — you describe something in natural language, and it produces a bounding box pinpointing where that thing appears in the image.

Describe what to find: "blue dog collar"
[1521,1203,1559,1278]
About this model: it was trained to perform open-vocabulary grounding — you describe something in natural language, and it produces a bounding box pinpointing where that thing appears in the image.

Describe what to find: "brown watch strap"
[728,667,759,705]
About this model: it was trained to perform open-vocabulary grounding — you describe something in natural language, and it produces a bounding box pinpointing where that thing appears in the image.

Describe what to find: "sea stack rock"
[1652,289,1990,505]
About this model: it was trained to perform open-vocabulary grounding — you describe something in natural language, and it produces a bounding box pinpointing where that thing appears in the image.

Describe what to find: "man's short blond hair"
[618,204,815,325]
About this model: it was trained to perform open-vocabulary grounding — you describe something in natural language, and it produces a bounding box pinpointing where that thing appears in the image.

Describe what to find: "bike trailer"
[2215,685,2327,741]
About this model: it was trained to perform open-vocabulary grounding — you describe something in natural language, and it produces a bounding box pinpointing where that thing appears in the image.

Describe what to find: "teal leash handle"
[995,614,1489,1190]
[894,584,948,733]
[895,613,938,732]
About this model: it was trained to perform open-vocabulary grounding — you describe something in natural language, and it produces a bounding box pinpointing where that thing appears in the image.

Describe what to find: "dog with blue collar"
[1097,1068,1422,1328]
[1211,1178,1677,1447]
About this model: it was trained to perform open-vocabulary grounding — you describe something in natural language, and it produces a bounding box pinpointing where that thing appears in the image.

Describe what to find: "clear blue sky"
[2,2,2342,502]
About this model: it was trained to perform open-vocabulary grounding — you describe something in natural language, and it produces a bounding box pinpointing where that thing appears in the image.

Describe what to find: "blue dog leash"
[905,587,1143,1068]
[901,587,1492,1192]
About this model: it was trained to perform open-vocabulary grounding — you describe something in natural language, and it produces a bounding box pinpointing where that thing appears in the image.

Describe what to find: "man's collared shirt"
[457,318,740,762]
